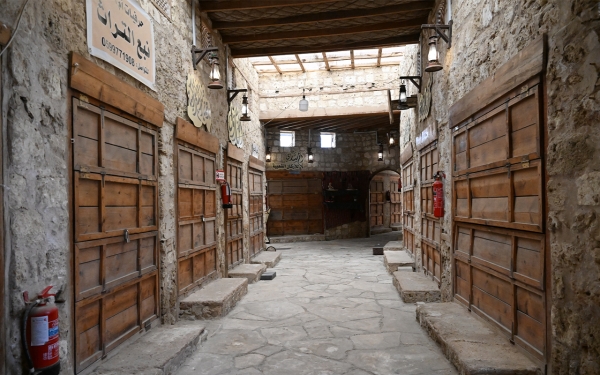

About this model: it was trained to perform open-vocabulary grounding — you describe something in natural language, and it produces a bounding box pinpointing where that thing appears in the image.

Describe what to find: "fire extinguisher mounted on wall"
[433,171,446,218]
[221,181,233,209]
[22,286,61,375]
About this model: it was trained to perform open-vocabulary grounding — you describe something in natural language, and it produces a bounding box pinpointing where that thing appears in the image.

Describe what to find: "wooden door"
[402,159,416,256]
[369,177,384,229]
[420,145,441,283]
[266,172,323,236]
[72,99,160,372]
[249,167,265,257]
[452,77,547,362]
[390,176,402,225]
[176,144,217,295]
[226,156,244,268]
[0,58,4,375]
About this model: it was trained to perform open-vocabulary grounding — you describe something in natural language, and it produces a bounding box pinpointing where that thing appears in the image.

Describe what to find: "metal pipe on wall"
[191,0,196,46]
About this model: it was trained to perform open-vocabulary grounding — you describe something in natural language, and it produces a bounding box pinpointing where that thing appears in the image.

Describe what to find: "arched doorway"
[369,170,401,235]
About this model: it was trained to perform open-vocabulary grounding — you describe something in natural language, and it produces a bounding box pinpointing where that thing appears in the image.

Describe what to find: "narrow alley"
[177,233,457,375]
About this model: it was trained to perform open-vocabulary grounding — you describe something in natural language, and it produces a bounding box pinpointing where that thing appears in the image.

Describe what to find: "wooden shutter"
[402,157,416,256]
[226,153,244,268]
[390,177,402,225]
[249,160,265,257]
[73,99,159,372]
[420,144,441,284]
[369,177,384,229]
[450,36,547,364]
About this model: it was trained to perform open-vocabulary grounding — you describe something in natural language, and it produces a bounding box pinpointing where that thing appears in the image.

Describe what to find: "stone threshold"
[417,302,542,375]
[250,250,282,268]
[371,226,393,235]
[393,271,441,303]
[384,250,414,273]
[91,322,207,375]
[180,278,248,320]
[269,234,326,243]
[383,240,404,251]
[228,263,267,284]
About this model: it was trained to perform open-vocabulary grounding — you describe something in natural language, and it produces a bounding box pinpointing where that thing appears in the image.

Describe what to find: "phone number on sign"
[101,37,135,66]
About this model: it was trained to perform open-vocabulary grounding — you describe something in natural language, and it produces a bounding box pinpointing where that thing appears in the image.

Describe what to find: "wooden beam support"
[199,0,337,12]
[211,2,433,29]
[322,52,330,71]
[295,54,306,73]
[377,47,383,67]
[268,56,282,74]
[350,50,355,69]
[231,34,420,58]
[223,17,426,44]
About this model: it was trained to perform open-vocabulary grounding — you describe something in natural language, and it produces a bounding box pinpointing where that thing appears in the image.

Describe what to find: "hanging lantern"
[240,95,251,121]
[299,89,309,111]
[208,53,223,89]
[307,147,314,163]
[378,144,384,161]
[425,35,443,72]
[399,83,407,104]
[265,147,271,162]
[389,133,395,146]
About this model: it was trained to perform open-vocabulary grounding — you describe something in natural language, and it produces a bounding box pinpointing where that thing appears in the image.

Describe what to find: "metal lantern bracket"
[421,20,453,48]
[191,46,218,70]
[227,89,248,104]
[400,76,422,93]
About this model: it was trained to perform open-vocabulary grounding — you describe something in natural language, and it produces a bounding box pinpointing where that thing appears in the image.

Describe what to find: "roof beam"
[211,2,433,29]
[223,17,426,44]
[231,34,420,58]
[199,0,337,12]
[268,56,282,74]
[295,54,306,73]
[376,47,382,67]
[350,50,355,69]
[322,53,330,71]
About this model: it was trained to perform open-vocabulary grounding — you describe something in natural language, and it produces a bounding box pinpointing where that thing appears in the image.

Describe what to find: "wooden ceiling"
[263,112,400,134]
[199,0,434,58]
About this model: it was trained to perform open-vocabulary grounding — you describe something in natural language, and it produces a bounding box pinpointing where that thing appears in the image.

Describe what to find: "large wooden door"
[72,99,160,372]
[248,157,265,258]
[390,176,402,225]
[451,73,547,363]
[369,176,384,230]
[226,147,244,268]
[266,172,323,236]
[402,152,416,256]
[420,144,441,284]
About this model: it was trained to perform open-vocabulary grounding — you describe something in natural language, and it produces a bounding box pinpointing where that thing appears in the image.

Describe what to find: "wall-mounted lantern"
[240,95,251,121]
[378,144,384,162]
[266,147,272,162]
[421,21,452,73]
[307,147,314,163]
[208,53,223,89]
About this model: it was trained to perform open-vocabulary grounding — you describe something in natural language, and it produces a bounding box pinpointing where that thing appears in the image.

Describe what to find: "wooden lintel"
[211,2,433,30]
[249,156,265,172]
[227,143,245,163]
[199,0,337,12]
[70,52,164,127]
[176,117,220,154]
[231,34,420,58]
[0,23,11,46]
[223,18,426,44]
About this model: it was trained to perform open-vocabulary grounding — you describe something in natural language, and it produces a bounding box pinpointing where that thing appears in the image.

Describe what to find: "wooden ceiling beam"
[377,47,382,67]
[268,56,282,74]
[223,17,426,44]
[211,2,433,30]
[295,54,306,73]
[322,52,330,71]
[231,34,420,58]
[350,50,355,69]
[199,0,338,12]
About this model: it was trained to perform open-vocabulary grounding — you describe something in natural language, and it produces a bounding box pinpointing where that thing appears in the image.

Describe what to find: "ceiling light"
[299,89,308,111]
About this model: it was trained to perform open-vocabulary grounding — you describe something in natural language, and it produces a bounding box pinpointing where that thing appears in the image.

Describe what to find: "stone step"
[370,227,393,235]
[228,263,267,284]
[384,250,414,273]
[392,271,441,303]
[390,224,402,231]
[180,278,248,320]
[250,250,282,268]
[269,234,326,243]
[92,322,206,375]
[417,302,542,375]
[383,240,404,251]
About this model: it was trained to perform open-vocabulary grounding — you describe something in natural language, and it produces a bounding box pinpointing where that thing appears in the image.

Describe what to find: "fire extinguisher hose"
[22,300,39,374]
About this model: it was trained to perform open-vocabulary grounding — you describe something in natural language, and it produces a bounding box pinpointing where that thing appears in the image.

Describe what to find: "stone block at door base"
[229,263,267,284]
[179,278,248,320]
[383,241,404,251]
[416,302,542,375]
[384,250,414,273]
[250,250,282,268]
[393,271,440,303]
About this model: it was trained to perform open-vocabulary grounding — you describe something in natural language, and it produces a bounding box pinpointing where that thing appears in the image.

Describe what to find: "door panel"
[390,177,402,225]
[226,158,244,268]
[267,178,323,236]
[369,178,384,229]
[249,169,264,257]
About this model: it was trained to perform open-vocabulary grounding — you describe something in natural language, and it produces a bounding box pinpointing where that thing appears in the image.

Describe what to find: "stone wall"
[0,1,263,373]
[399,0,600,372]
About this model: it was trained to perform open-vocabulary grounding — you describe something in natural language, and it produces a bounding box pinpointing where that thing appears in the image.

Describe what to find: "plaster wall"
[399,0,600,372]
[0,1,263,373]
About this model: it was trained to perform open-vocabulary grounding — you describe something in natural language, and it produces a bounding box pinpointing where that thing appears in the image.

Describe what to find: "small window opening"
[280,131,295,147]
[320,132,336,148]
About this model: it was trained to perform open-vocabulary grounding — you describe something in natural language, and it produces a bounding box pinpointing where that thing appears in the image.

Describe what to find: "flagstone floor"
[177,232,457,375]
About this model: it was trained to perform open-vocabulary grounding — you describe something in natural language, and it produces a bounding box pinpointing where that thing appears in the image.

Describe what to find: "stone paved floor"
[177,233,457,375]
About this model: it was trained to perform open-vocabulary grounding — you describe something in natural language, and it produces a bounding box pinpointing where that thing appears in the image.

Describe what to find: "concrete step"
[392,271,441,303]
[269,234,326,243]
[250,250,282,268]
[180,278,248,320]
[228,263,267,284]
[92,322,206,375]
[384,250,414,273]
[370,227,393,235]
[383,240,404,251]
[417,302,542,375]
[390,224,402,232]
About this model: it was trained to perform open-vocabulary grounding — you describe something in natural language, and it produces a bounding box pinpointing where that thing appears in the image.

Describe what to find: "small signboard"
[216,170,225,182]
[86,0,156,90]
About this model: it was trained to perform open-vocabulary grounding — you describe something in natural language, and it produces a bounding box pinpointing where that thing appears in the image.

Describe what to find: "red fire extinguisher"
[433,171,445,218]
[23,286,61,374]
[221,181,233,208]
